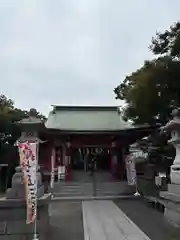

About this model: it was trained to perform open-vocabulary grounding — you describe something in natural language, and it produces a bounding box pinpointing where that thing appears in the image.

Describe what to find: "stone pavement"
[48,199,179,240]
[115,198,180,240]
[82,200,150,240]
[49,201,84,240]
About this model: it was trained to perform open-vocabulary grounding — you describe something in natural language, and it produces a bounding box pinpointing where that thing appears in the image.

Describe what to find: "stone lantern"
[17,108,44,144]
[161,109,180,184]
[160,108,180,227]
[6,108,45,199]
[0,109,50,239]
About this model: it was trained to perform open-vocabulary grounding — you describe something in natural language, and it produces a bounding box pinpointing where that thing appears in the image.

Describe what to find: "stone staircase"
[52,181,134,197]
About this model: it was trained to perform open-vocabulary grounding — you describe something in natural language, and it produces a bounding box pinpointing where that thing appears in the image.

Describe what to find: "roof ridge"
[52,105,120,112]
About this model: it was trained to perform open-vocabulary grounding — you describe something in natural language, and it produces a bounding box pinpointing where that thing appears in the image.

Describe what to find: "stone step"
[54,181,123,185]
[54,188,124,194]
[54,188,123,194]
[52,181,133,197]
[160,191,180,202]
[54,182,124,187]
[52,195,136,201]
[55,187,122,192]
[54,192,122,197]
[53,182,125,191]
[54,192,92,197]
[58,185,123,189]
[56,188,123,192]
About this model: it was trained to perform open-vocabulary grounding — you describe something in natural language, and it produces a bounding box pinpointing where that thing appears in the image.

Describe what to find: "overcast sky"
[0,0,179,115]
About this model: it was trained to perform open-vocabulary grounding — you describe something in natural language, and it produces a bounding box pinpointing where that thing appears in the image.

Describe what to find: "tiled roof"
[45,106,133,131]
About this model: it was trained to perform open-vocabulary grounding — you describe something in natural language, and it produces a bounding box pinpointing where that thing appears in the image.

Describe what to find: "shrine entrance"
[53,142,130,196]
[71,147,110,171]
[70,147,112,182]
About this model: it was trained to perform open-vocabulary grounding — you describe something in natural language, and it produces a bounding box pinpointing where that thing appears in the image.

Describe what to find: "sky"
[0,0,180,115]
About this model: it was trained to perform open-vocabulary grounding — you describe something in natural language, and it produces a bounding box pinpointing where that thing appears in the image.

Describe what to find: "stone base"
[0,194,51,239]
[170,164,180,184]
[6,185,45,199]
[160,184,180,227]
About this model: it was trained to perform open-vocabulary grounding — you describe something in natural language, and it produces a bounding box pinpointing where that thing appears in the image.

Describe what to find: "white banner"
[50,148,55,189]
[58,166,65,180]
[18,142,38,224]
[125,154,137,186]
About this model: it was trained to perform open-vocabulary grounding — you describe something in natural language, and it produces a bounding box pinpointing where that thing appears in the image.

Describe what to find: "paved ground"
[115,198,180,240]
[48,199,180,240]
[49,201,84,240]
[82,200,150,240]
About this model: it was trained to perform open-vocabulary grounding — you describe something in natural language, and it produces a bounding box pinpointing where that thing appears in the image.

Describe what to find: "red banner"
[18,142,37,224]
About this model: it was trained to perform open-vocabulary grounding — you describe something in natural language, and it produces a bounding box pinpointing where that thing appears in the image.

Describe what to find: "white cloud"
[0,0,179,115]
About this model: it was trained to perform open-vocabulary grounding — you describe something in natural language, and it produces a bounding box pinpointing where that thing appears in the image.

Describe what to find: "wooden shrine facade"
[36,105,159,181]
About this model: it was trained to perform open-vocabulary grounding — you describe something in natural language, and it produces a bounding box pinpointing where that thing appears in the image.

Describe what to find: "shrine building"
[36,105,158,181]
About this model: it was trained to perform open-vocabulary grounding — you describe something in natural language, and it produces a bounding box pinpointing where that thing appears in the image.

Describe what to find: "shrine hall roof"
[45,105,133,132]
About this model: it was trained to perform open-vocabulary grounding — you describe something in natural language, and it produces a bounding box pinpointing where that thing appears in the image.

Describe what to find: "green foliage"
[0,94,45,165]
[150,22,180,58]
[114,21,180,124]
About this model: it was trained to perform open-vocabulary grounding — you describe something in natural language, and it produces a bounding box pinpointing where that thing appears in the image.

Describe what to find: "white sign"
[125,154,137,186]
[58,166,65,180]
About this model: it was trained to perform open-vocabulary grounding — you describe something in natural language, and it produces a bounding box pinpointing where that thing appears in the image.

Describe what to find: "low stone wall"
[0,195,50,240]
[136,163,168,197]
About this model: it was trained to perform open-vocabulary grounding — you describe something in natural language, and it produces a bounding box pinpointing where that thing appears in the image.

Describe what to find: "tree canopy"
[0,94,45,165]
[114,22,180,125]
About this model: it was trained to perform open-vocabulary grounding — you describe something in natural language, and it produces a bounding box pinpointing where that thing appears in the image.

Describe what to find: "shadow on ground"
[115,198,180,240]
[49,201,84,240]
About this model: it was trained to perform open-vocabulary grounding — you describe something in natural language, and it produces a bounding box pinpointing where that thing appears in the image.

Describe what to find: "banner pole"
[134,179,141,197]
[134,159,141,197]
[32,141,39,240]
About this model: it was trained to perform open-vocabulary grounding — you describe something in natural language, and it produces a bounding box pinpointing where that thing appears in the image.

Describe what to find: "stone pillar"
[160,109,180,227]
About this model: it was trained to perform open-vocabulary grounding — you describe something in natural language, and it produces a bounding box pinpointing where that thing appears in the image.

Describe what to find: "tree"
[0,94,46,165]
[150,22,180,58]
[114,21,180,125]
